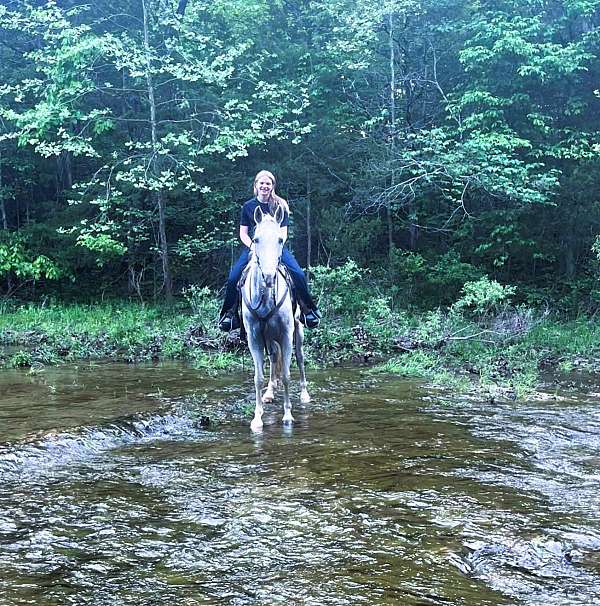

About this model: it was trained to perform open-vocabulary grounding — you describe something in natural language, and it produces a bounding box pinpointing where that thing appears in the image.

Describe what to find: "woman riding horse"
[218,170,321,331]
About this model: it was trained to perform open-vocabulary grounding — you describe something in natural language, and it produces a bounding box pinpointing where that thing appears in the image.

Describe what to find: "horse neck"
[246,255,283,310]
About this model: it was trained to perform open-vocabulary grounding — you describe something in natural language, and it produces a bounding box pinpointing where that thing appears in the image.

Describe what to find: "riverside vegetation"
[2,262,599,401]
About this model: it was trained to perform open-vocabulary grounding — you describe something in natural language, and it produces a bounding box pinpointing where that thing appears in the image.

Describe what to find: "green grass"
[0,301,223,367]
[2,299,600,399]
[527,319,600,358]
[371,351,438,377]
[192,351,242,372]
[0,302,171,336]
[365,312,600,397]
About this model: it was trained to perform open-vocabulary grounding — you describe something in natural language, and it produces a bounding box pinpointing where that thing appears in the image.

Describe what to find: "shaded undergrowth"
[2,286,600,400]
[0,293,236,371]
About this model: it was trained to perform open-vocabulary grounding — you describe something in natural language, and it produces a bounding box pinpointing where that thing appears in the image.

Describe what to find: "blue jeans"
[220,247,316,316]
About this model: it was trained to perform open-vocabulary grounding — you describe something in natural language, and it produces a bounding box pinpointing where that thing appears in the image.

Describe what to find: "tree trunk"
[122,68,139,299]
[57,150,72,191]
[0,148,13,294]
[176,0,188,15]
[408,201,418,251]
[387,12,395,263]
[142,0,172,302]
[306,169,312,275]
[563,202,577,280]
[0,149,7,230]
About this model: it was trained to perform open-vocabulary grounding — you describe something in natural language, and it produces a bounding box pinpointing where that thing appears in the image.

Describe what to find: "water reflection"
[0,363,599,604]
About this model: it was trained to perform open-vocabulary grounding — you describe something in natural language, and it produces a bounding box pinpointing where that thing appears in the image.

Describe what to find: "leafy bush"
[387,249,427,300]
[359,296,402,349]
[0,234,62,294]
[181,285,220,334]
[592,235,600,261]
[182,285,214,316]
[162,336,185,358]
[452,276,516,316]
[192,351,240,372]
[384,249,481,307]
[428,253,482,304]
[9,350,33,368]
[76,233,127,263]
[310,259,371,317]
[414,309,457,347]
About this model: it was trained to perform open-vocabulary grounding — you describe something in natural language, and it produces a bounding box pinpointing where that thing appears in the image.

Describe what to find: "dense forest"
[1,0,600,311]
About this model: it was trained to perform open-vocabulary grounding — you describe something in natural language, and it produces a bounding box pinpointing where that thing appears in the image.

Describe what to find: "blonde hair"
[253,170,290,216]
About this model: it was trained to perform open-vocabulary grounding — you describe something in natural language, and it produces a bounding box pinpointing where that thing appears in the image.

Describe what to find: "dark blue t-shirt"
[240,197,289,237]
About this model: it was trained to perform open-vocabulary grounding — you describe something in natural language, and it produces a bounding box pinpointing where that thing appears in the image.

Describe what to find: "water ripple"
[1,367,600,605]
[0,411,209,483]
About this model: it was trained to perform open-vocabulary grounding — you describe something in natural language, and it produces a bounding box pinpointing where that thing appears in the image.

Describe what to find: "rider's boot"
[218,309,240,332]
[300,305,321,329]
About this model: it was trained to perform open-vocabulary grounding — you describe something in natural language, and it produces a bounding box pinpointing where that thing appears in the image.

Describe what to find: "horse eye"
[278,238,283,244]
[253,238,259,244]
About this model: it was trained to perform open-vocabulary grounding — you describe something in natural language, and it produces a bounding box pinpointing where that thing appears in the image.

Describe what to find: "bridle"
[241,239,288,324]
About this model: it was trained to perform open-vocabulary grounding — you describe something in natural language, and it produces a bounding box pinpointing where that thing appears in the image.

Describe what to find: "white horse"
[241,206,310,432]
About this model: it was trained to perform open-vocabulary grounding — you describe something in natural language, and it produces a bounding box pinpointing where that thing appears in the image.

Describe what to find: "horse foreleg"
[262,350,277,403]
[281,340,294,425]
[295,320,310,404]
[250,347,265,432]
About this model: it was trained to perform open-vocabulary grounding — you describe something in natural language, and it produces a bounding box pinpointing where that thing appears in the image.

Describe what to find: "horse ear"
[254,206,264,224]
[274,205,284,225]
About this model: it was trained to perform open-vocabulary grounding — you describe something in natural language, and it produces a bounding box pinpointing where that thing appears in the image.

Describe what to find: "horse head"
[252,206,284,288]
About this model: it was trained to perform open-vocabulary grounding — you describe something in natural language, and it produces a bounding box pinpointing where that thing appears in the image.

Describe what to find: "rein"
[242,260,290,357]
[241,212,291,356]
[242,261,288,323]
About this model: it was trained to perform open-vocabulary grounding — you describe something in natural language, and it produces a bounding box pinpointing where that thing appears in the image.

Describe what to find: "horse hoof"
[300,392,311,404]
[282,415,294,426]
[262,394,274,404]
[250,418,263,432]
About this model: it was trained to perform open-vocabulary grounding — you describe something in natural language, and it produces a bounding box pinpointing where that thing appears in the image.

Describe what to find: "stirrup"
[302,308,321,328]
[218,311,240,332]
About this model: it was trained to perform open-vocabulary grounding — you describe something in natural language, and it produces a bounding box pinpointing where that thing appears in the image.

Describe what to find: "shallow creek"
[1,362,600,605]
